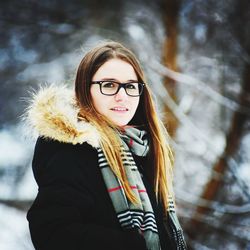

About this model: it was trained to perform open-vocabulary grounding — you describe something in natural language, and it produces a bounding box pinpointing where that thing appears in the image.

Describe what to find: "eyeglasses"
[91,80,145,97]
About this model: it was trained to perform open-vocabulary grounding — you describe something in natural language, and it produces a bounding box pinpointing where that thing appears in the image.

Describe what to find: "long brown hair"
[75,41,174,214]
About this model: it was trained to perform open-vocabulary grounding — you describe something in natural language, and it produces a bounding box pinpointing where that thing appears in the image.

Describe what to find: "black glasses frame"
[91,80,145,97]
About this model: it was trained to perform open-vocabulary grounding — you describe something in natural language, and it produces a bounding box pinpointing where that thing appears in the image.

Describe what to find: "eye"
[126,83,137,89]
[102,81,115,88]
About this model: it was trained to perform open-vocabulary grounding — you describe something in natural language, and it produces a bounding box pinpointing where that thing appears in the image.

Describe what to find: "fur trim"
[25,85,100,148]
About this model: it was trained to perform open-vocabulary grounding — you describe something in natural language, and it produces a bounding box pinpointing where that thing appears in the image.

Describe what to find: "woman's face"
[90,58,140,126]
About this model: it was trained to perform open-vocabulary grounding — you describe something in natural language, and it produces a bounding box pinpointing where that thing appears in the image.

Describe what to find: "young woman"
[26,41,186,250]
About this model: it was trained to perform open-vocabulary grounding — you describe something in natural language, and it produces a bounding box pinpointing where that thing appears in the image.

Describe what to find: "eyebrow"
[100,78,138,82]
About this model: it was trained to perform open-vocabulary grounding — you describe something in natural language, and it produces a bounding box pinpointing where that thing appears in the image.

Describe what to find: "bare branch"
[176,190,250,214]
[148,60,250,115]
[181,211,250,242]
[0,199,32,211]
[151,76,250,200]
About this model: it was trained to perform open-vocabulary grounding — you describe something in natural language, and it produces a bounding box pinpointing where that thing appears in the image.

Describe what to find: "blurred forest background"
[0,0,250,249]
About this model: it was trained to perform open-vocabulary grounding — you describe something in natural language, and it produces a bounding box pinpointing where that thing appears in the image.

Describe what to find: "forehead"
[92,58,138,81]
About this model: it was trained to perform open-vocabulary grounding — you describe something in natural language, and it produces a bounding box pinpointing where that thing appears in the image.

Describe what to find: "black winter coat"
[27,138,176,250]
[26,86,185,250]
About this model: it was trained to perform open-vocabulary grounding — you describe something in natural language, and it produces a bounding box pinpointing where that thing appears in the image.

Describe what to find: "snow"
[0,205,34,250]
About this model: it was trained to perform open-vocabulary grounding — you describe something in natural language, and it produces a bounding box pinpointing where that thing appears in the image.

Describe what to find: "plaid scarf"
[97,127,161,250]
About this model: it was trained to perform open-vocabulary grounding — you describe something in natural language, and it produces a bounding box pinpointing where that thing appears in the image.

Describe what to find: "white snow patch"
[0,204,34,250]
[0,129,29,168]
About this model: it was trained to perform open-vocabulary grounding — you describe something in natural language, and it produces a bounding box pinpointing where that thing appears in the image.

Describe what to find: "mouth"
[111,107,129,112]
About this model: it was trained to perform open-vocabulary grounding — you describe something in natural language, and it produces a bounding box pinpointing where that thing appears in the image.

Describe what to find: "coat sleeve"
[27,141,147,250]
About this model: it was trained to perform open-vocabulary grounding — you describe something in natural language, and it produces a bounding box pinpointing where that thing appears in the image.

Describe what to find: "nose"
[114,87,127,101]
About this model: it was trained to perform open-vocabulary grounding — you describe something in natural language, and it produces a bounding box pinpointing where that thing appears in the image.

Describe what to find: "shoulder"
[32,137,98,185]
[33,137,97,161]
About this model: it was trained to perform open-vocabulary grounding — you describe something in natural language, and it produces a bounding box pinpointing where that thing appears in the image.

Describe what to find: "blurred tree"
[189,0,250,247]
[160,0,181,137]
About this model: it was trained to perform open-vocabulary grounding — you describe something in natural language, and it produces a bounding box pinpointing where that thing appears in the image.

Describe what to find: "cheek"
[90,87,102,111]
[92,97,105,113]
[90,88,110,115]
[132,98,140,112]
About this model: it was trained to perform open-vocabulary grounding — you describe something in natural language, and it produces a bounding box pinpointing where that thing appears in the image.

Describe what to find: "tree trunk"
[190,61,250,232]
[161,0,181,137]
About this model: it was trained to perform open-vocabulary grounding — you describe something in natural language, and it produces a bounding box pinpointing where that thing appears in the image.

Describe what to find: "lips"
[111,107,129,111]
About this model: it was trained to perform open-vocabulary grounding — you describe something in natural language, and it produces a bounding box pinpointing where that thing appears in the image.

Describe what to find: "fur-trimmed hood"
[25,85,100,148]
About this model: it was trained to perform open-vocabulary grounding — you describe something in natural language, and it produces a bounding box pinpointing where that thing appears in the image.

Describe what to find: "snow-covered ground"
[0,204,34,250]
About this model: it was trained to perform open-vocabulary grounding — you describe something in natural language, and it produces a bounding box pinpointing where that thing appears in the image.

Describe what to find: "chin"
[115,122,129,127]
[112,119,130,127]
[109,114,134,127]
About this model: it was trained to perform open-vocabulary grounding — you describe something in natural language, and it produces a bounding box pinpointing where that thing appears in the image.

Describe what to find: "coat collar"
[25,85,100,148]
